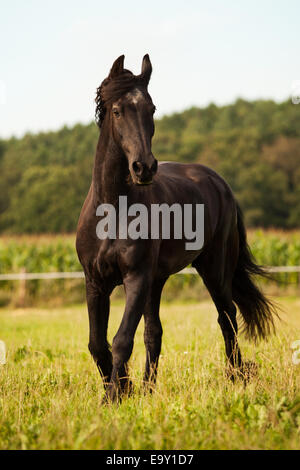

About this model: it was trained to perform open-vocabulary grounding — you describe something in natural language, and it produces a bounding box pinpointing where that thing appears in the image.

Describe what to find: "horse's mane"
[95,69,148,128]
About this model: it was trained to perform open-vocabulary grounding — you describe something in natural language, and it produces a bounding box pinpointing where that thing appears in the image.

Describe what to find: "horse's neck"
[92,129,129,207]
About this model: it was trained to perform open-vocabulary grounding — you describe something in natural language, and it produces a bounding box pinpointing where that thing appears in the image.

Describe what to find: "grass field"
[0,297,300,450]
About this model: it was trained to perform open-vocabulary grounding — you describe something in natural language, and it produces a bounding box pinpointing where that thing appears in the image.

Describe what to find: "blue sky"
[0,0,299,137]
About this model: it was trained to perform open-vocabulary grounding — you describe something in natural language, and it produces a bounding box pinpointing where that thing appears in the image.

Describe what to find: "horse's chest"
[96,239,150,281]
[95,240,119,278]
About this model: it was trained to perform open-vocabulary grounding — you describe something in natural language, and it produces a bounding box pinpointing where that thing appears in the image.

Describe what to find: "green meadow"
[0,297,299,450]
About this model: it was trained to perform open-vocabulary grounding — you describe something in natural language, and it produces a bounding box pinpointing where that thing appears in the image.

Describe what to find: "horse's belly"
[156,239,202,277]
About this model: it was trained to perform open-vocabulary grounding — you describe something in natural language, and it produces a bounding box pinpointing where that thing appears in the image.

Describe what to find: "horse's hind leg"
[143,277,167,390]
[211,292,242,371]
[193,250,243,374]
[86,281,112,391]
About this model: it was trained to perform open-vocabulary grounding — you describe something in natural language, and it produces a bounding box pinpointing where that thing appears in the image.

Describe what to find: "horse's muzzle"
[132,158,157,185]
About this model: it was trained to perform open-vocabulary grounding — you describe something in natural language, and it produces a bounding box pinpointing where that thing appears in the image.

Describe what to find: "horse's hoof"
[104,379,134,404]
[101,393,110,405]
[143,380,156,395]
[241,360,258,382]
[226,360,258,383]
[108,385,122,403]
[125,379,134,396]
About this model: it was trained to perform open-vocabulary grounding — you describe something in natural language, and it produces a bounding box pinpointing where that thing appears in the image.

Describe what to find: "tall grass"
[0,298,299,450]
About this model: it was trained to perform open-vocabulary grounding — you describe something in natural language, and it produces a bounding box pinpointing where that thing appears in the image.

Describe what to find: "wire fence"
[0,266,300,281]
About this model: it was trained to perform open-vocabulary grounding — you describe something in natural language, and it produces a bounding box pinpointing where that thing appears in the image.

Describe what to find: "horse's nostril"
[151,159,158,175]
[132,161,143,175]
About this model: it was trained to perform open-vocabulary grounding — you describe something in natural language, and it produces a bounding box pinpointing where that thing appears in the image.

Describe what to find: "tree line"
[0,98,299,233]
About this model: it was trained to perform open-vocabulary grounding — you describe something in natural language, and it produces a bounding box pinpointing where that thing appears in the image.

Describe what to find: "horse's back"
[158,161,231,191]
[155,161,236,231]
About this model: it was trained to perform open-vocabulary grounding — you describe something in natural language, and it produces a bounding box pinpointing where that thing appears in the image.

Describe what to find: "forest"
[0,98,299,233]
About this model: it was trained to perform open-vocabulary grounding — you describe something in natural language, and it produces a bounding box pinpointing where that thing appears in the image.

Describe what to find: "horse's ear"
[141,54,152,85]
[109,55,125,79]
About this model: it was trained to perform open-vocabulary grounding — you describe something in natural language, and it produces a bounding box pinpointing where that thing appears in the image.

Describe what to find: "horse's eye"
[113,109,120,117]
[151,106,156,115]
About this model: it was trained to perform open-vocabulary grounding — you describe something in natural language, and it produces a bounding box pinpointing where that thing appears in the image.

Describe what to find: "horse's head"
[96,55,157,185]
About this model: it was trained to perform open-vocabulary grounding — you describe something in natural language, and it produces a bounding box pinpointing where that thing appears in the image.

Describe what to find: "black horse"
[76,55,276,402]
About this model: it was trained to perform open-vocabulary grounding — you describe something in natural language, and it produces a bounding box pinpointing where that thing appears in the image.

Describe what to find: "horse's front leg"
[107,274,150,402]
[86,281,112,391]
[143,277,167,390]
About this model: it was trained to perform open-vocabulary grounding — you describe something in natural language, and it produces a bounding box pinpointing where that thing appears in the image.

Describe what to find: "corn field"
[0,230,299,306]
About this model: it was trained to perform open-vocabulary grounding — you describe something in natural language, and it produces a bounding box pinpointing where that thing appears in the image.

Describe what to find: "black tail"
[232,203,278,341]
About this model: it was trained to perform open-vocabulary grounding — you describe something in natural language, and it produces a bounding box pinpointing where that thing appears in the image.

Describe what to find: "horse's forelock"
[95,70,149,128]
